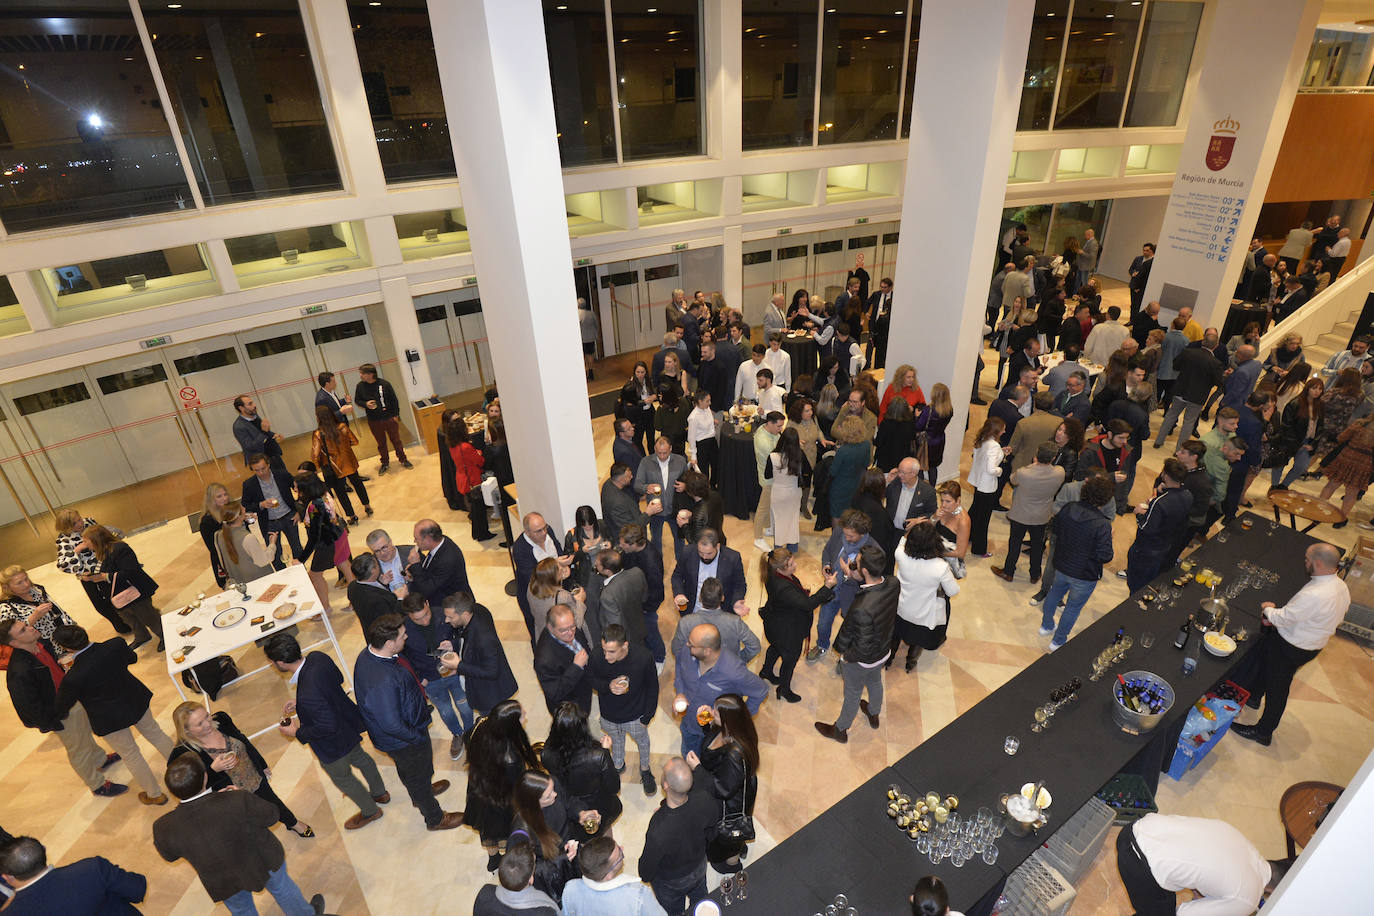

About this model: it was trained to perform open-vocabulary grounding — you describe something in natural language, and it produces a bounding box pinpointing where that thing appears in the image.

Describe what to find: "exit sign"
[855,217,869,225]
[672,242,688,252]
[300,303,328,316]
[575,257,592,266]
[777,227,792,236]
[138,335,173,349]
[463,276,478,287]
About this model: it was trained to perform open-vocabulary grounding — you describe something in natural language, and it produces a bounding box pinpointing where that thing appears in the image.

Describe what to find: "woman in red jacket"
[445,413,494,541]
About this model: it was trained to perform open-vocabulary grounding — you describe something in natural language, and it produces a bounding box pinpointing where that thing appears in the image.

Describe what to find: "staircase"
[1259,254,1374,369]
[1302,307,1361,369]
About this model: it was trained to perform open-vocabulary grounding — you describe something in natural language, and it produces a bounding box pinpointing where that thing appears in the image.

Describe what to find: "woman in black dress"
[509,769,588,904]
[466,699,541,871]
[539,702,622,836]
[563,505,612,589]
[758,548,837,703]
[654,382,691,455]
[675,469,726,550]
[293,473,345,614]
[873,396,914,472]
[198,484,230,588]
[686,693,760,872]
[851,468,892,559]
[617,362,657,455]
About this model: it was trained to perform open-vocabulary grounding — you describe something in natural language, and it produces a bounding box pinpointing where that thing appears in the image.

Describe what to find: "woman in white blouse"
[891,522,961,672]
[967,416,1007,558]
[686,389,719,485]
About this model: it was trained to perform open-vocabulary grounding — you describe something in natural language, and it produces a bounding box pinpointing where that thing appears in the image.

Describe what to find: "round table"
[1269,491,1345,533]
[1220,301,1271,343]
[781,332,819,379]
[1279,780,1343,857]
[718,423,761,519]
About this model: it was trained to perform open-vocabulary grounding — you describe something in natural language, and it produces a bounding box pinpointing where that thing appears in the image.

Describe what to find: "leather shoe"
[814,722,848,744]
[991,566,1014,582]
[1029,572,1041,585]
[1231,724,1272,746]
[859,699,880,729]
[431,780,451,796]
[99,752,121,771]
[427,811,464,831]
[372,791,391,804]
[138,792,168,806]
[93,781,128,798]
[760,669,779,685]
[310,894,326,915]
[777,686,802,703]
[344,809,383,830]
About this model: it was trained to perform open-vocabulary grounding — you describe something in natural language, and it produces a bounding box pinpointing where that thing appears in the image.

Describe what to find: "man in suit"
[53,624,173,806]
[404,519,470,608]
[265,633,389,831]
[993,442,1066,583]
[617,522,666,666]
[1006,337,1041,387]
[0,619,126,798]
[439,592,517,717]
[1127,243,1155,315]
[314,370,354,423]
[533,604,594,714]
[670,577,759,663]
[671,528,747,615]
[1272,276,1309,324]
[885,457,938,534]
[989,386,1027,444]
[1050,371,1092,425]
[612,418,647,477]
[241,453,302,567]
[231,394,286,471]
[589,549,647,650]
[1125,459,1194,594]
[1130,300,1164,349]
[676,305,703,366]
[634,437,689,558]
[399,593,474,761]
[1008,393,1062,474]
[695,339,733,414]
[512,512,572,644]
[0,835,146,915]
[353,614,463,831]
[1042,345,1086,400]
[1077,228,1099,290]
[154,754,328,915]
[1155,341,1225,449]
[347,552,401,632]
[363,529,413,597]
[865,277,894,369]
[602,463,654,541]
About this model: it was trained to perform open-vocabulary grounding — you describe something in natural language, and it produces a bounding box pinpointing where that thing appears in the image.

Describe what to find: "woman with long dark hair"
[851,467,893,559]
[685,694,760,872]
[1051,418,1085,481]
[759,549,837,703]
[891,522,961,671]
[437,408,466,510]
[311,404,371,525]
[674,469,726,550]
[563,504,611,589]
[967,417,1007,558]
[1272,376,1325,490]
[789,397,830,520]
[1315,368,1363,459]
[874,396,914,472]
[293,472,344,613]
[654,381,691,454]
[509,769,585,903]
[540,701,622,835]
[767,427,809,553]
[466,699,541,870]
[617,361,657,454]
[79,524,165,650]
[686,388,719,485]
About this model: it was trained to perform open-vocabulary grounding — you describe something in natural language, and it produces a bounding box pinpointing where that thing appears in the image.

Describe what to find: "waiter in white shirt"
[1116,812,1281,915]
[755,368,785,415]
[1231,542,1349,746]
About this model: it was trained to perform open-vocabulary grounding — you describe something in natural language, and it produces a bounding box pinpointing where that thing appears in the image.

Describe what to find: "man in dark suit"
[695,339,733,414]
[1051,371,1092,425]
[241,453,302,568]
[588,550,647,649]
[265,633,389,831]
[314,370,353,423]
[617,523,666,665]
[1272,276,1309,324]
[0,835,146,915]
[231,393,286,471]
[612,418,646,477]
[676,307,703,365]
[884,457,938,535]
[1131,300,1164,350]
[346,552,401,633]
[1127,243,1155,315]
[0,619,126,798]
[533,604,594,714]
[154,754,328,914]
[989,387,1028,508]
[865,277,894,370]
[512,512,572,645]
[404,519,471,608]
[601,463,653,540]
[53,624,174,806]
[439,592,517,717]
[670,528,747,615]
[1006,338,1042,386]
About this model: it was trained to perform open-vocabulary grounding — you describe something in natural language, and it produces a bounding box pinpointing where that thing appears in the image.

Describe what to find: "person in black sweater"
[639,756,718,914]
[588,623,659,796]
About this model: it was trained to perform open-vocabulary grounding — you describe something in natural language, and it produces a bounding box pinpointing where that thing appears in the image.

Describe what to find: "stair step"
[1334,321,1357,335]
[1317,333,1348,351]
[1306,346,1335,366]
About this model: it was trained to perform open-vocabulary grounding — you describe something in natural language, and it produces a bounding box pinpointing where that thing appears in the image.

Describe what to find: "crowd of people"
[0,244,1356,915]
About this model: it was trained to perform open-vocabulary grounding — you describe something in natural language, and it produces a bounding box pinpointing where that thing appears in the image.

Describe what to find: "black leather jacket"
[832,577,901,664]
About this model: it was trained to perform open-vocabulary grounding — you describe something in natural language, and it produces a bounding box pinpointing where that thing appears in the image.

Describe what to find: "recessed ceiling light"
[167,2,181,8]
[1047,11,1055,16]
[1106,12,1115,18]
[647,6,657,11]
[826,8,836,12]
[369,1,381,6]
[16,64,24,70]
[877,29,888,33]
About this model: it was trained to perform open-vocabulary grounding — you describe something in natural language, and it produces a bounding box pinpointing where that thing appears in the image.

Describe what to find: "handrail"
[1258,255,1374,357]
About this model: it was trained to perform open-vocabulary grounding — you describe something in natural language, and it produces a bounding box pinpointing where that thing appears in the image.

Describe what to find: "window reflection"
[0,1,192,232]
[818,2,906,145]
[395,209,471,260]
[610,0,702,160]
[0,276,27,338]
[1302,27,1374,88]
[1047,199,1111,259]
[544,0,617,165]
[1053,0,1141,130]
[742,0,818,150]
[226,223,366,288]
[1124,1,1202,127]
[38,244,215,325]
[899,2,922,139]
[1018,0,1069,131]
[139,0,341,204]
[348,0,455,183]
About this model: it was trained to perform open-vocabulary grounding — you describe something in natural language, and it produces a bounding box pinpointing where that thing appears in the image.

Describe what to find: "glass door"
[0,402,48,529]
[453,294,491,394]
[741,240,780,325]
[163,334,259,467]
[639,254,680,348]
[599,262,645,356]
[774,240,811,310]
[808,229,850,305]
[84,352,211,482]
[238,321,321,441]
[875,226,901,290]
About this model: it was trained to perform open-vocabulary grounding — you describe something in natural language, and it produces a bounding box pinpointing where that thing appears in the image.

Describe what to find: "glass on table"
[982,843,1000,865]
[833,895,848,908]
[736,871,748,901]
[1004,735,1020,755]
[720,875,734,906]
[1140,631,1155,649]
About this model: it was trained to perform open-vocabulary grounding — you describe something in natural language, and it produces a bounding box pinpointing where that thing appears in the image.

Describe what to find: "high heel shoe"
[760,670,779,685]
[776,686,802,703]
[364,506,374,517]
[290,824,316,838]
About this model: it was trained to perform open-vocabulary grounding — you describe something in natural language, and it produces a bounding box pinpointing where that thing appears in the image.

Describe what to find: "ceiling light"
[123,56,132,61]
[826,8,836,12]
[647,6,657,11]
[87,113,104,128]
[745,27,755,32]
[877,29,888,33]
[557,4,568,8]
[369,1,381,5]
[16,64,23,70]
[1047,11,1055,15]
[167,2,181,7]
[1106,12,1115,18]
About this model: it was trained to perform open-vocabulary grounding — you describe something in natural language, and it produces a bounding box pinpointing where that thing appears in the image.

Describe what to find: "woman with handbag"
[685,693,759,873]
[509,769,588,904]
[445,415,494,542]
[311,405,372,525]
[212,500,277,585]
[294,473,347,614]
[765,428,810,553]
[540,701,623,837]
[562,505,612,589]
[79,525,165,651]
[0,566,77,644]
[759,549,837,703]
[53,509,132,637]
[914,383,955,485]
[891,522,961,672]
[873,397,915,472]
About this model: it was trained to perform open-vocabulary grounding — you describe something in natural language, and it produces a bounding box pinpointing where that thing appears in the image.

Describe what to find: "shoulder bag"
[110,571,141,609]
[709,755,756,844]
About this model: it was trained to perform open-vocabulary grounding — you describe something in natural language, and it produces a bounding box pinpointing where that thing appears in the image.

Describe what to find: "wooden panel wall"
[1266,94,1374,202]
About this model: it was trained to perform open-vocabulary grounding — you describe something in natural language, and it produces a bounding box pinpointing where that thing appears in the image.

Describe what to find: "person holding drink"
[672,622,768,756]
[540,701,623,837]
[589,622,659,796]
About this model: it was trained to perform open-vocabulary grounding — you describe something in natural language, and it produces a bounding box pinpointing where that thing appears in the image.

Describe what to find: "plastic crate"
[996,850,1076,916]
[1095,773,1157,825]
[1338,603,1374,644]
[1038,797,1115,883]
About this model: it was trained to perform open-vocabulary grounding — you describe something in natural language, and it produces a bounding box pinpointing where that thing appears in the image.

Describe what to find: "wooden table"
[1279,780,1343,858]
[1269,490,1346,533]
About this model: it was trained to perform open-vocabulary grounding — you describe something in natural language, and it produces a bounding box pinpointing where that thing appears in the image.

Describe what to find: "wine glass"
[1032,706,1048,733]
[833,895,848,909]
[720,876,734,906]
[736,871,748,901]
[982,843,1000,865]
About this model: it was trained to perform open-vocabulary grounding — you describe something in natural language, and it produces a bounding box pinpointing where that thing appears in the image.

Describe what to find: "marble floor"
[4,300,1373,914]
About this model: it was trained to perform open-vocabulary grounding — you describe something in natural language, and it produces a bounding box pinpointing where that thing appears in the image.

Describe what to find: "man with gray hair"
[346,552,400,632]
[364,529,412,597]
[639,757,718,913]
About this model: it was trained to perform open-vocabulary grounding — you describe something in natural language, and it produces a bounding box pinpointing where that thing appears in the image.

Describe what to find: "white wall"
[1099,195,1169,283]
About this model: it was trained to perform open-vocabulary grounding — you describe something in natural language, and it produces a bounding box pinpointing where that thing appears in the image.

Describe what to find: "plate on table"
[1203,631,1236,657]
[272,602,298,621]
[213,607,247,629]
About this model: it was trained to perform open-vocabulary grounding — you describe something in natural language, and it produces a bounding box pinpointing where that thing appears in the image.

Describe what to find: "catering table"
[1220,300,1271,343]
[161,564,351,737]
[713,515,1318,914]
[780,331,818,379]
[718,422,762,519]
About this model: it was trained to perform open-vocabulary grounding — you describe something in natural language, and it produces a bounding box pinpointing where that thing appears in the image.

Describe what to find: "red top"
[33,643,64,688]
[450,441,486,493]
[878,384,927,421]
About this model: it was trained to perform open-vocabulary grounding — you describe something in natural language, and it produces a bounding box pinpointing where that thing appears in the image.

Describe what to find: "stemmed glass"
[720,876,734,906]
[736,872,748,901]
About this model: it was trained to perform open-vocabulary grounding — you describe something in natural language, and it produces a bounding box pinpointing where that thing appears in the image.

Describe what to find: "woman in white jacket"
[891,522,961,672]
[967,416,1006,558]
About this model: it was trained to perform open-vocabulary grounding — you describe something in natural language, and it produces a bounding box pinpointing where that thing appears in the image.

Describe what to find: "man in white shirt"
[761,332,792,391]
[734,344,768,404]
[364,529,411,597]
[755,368,785,416]
[1232,543,1350,746]
[1320,335,1371,381]
[1083,305,1130,365]
[1325,227,1352,277]
[1117,813,1279,916]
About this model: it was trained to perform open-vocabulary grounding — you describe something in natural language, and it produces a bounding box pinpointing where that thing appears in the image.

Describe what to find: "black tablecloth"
[1220,302,1271,343]
[781,334,819,379]
[717,515,1317,913]
[719,424,761,519]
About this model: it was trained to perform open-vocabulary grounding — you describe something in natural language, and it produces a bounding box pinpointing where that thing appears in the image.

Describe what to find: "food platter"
[213,607,247,629]
[1203,631,1237,657]
[272,602,298,621]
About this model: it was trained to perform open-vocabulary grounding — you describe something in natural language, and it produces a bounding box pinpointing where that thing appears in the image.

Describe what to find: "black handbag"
[709,761,755,844]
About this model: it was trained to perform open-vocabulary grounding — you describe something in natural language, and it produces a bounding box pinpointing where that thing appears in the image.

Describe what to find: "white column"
[885,0,1034,482]
[1141,0,1321,328]
[378,277,435,405]
[428,0,599,532]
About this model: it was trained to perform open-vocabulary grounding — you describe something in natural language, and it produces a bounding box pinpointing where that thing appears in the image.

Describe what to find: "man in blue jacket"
[400,593,474,761]
[0,835,146,915]
[265,633,389,831]
[438,592,518,718]
[808,509,876,662]
[353,614,463,831]
[1124,459,1193,594]
[1038,474,1115,650]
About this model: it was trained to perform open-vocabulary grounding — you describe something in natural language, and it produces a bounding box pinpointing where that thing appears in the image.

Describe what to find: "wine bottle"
[1173,615,1193,650]
[1114,627,1125,645]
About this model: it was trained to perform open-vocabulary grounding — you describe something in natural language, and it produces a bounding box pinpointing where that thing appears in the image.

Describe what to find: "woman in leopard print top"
[54,508,131,636]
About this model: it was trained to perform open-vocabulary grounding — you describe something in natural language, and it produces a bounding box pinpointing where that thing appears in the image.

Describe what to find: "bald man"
[512,512,571,645]
[1232,543,1349,746]
[639,757,717,913]
[672,623,767,755]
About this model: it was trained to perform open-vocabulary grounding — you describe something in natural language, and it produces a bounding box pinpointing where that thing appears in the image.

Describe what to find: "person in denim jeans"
[399,593,474,762]
[1039,474,1115,650]
[807,509,874,662]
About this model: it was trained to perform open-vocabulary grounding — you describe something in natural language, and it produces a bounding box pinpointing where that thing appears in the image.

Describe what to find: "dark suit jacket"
[696,356,734,414]
[590,568,647,647]
[884,478,938,531]
[348,580,400,633]
[1131,314,1163,349]
[241,470,300,532]
[1128,255,1153,291]
[600,480,646,538]
[293,651,367,765]
[620,545,664,617]
[1273,287,1309,323]
[533,627,594,713]
[612,437,645,477]
[3,855,146,915]
[406,537,471,606]
[988,398,1024,445]
[153,789,286,902]
[452,604,518,714]
[512,528,570,635]
[670,546,747,612]
[1051,390,1091,425]
[314,386,349,422]
[1006,349,1039,383]
[5,640,64,732]
[56,638,152,736]
[102,541,158,601]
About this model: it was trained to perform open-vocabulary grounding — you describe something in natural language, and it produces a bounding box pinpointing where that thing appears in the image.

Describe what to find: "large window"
[0,1,193,231]
[139,0,340,204]
[1018,0,1070,131]
[1124,2,1202,126]
[899,2,923,138]
[610,0,702,160]
[0,276,27,338]
[1301,27,1374,89]
[1053,0,1143,130]
[348,0,454,182]
[742,0,819,150]
[37,243,216,325]
[818,3,907,145]
[544,0,617,165]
